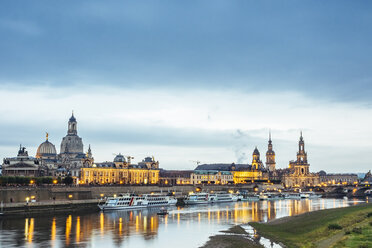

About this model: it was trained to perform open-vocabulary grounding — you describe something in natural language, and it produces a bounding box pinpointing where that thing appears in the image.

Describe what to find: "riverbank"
[250,203,372,248]
[200,226,263,248]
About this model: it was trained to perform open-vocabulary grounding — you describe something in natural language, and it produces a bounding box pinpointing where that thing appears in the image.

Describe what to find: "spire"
[300,130,303,140]
[269,130,271,141]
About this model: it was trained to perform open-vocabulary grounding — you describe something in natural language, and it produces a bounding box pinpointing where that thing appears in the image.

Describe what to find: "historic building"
[319,171,358,185]
[194,148,269,184]
[266,132,276,171]
[159,170,193,185]
[190,170,233,185]
[80,154,160,185]
[2,146,43,177]
[36,133,58,176]
[58,113,93,178]
[282,133,320,188]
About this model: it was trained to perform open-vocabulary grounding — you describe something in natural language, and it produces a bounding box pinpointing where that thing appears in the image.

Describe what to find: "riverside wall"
[0,184,281,204]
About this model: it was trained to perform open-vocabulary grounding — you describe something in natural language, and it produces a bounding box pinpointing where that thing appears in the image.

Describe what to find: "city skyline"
[1,1,372,172]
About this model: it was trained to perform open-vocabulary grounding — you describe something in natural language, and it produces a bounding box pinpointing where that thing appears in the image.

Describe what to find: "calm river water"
[0,198,366,248]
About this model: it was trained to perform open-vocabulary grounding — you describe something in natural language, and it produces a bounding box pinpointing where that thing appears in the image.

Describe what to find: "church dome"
[114,154,126,162]
[36,140,57,158]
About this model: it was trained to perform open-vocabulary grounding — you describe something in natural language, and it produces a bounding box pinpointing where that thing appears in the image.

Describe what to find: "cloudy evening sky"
[1,1,372,172]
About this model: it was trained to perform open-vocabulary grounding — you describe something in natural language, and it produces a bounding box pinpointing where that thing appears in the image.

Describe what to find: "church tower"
[60,112,84,156]
[68,112,77,135]
[297,131,308,164]
[252,147,263,170]
[266,132,276,171]
[294,132,309,176]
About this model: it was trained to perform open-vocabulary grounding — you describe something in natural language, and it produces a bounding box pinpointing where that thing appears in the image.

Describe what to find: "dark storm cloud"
[0,1,372,101]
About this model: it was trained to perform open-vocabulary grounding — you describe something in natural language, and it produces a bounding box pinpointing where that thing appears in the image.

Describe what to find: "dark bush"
[352,227,362,234]
[367,212,372,218]
[63,176,73,185]
[328,224,342,230]
[344,230,351,235]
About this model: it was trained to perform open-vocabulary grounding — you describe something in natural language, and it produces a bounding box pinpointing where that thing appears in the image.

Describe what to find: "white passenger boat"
[259,192,284,200]
[300,192,321,199]
[184,192,239,205]
[184,192,213,205]
[99,193,177,211]
[241,194,260,201]
[284,193,301,199]
[213,192,240,203]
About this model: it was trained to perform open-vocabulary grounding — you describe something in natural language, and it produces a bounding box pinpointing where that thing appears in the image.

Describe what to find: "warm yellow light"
[30,180,34,184]
[25,197,30,202]
[113,194,117,198]
[100,194,104,197]
[68,194,73,199]
[31,196,35,199]
[53,180,58,184]
[188,191,194,195]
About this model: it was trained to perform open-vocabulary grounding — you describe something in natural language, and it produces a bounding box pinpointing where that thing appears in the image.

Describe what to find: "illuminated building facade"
[194,148,269,185]
[283,132,320,187]
[159,170,193,185]
[190,170,233,185]
[80,155,159,185]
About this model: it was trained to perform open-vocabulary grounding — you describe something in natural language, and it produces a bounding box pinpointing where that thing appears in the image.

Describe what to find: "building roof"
[195,163,256,171]
[193,170,232,175]
[159,170,193,177]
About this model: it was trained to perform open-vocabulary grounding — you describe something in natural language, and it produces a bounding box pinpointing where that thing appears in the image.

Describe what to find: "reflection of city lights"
[135,216,139,232]
[66,215,72,245]
[28,218,34,243]
[76,216,81,243]
[51,217,56,242]
[144,216,147,231]
[24,218,29,241]
[100,213,104,235]
[151,217,154,231]
[119,218,122,235]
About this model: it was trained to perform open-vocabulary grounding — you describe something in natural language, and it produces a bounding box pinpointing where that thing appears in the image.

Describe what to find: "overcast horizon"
[1,1,372,173]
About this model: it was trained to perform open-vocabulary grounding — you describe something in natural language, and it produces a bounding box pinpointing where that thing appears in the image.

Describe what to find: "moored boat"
[300,192,321,199]
[99,193,177,211]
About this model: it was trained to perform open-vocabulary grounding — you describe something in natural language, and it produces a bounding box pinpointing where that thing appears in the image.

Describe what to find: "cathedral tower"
[266,132,276,171]
[252,147,263,170]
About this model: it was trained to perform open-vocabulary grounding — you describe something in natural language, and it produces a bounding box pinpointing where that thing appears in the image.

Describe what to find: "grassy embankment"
[250,203,372,248]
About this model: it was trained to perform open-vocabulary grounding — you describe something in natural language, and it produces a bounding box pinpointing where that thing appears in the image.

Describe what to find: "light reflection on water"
[0,198,364,248]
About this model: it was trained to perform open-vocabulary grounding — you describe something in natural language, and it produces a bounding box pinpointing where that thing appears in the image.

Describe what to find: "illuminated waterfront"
[0,198,365,248]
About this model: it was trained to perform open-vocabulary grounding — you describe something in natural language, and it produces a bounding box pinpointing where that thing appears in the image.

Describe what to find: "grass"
[250,203,372,248]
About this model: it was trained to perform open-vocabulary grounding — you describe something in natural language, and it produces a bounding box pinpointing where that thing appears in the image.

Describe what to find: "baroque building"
[194,147,269,184]
[80,154,160,185]
[2,146,43,177]
[58,113,93,178]
[282,132,320,188]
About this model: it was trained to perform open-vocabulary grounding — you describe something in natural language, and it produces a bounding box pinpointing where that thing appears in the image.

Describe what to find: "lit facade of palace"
[190,170,233,185]
[80,155,160,185]
[282,133,320,187]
